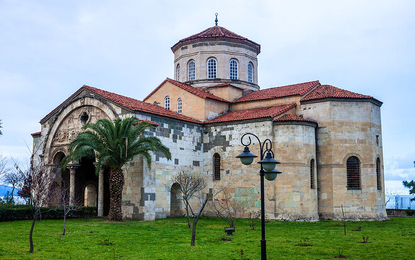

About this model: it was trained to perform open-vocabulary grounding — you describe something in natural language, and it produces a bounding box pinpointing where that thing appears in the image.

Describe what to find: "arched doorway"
[53,152,69,206]
[170,183,182,217]
[74,157,97,206]
[84,183,97,207]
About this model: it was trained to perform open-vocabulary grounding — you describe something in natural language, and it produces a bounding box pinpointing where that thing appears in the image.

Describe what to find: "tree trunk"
[63,209,67,235]
[185,202,191,229]
[29,212,36,253]
[108,168,124,221]
[190,196,209,246]
[190,217,197,246]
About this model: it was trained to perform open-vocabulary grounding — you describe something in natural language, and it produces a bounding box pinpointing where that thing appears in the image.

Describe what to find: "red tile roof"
[234,81,320,103]
[143,78,230,103]
[274,114,317,124]
[205,104,296,124]
[31,131,41,136]
[40,85,201,124]
[301,85,381,104]
[135,120,159,127]
[171,26,260,54]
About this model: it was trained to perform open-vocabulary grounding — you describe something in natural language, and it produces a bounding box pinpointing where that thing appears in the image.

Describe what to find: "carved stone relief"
[52,106,110,146]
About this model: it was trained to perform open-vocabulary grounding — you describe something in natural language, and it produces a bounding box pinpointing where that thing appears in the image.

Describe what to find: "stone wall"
[202,119,319,220]
[300,100,387,220]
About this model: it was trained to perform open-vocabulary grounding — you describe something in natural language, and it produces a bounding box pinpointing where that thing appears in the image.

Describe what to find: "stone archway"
[84,183,97,207]
[170,183,182,217]
[52,151,69,206]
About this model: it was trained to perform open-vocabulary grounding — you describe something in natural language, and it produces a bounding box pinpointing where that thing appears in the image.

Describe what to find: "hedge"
[0,205,97,222]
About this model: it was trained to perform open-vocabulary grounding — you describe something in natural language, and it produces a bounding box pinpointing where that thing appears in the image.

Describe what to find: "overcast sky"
[0,0,414,194]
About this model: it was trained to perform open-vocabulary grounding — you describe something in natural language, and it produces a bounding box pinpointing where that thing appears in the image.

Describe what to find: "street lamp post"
[236,133,282,260]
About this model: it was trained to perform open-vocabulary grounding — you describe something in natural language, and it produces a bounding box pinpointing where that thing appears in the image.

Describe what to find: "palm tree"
[62,117,171,221]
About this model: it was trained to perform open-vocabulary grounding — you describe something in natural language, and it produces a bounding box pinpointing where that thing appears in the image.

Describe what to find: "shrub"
[0,205,97,222]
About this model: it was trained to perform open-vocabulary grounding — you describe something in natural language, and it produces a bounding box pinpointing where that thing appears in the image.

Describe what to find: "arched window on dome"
[248,62,254,83]
[207,58,217,79]
[177,98,182,114]
[347,156,361,190]
[176,64,180,81]
[213,153,221,180]
[164,96,170,110]
[376,157,382,190]
[310,159,315,189]
[188,60,195,81]
[229,59,238,80]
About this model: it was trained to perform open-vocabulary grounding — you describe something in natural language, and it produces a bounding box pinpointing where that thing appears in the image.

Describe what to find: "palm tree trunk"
[108,168,124,221]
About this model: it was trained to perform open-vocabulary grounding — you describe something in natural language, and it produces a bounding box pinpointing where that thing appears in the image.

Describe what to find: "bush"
[0,205,97,222]
[405,208,415,216]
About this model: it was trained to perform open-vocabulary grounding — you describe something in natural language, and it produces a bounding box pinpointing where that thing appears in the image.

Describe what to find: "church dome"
[171,21,261,92]
[171,26,260,54]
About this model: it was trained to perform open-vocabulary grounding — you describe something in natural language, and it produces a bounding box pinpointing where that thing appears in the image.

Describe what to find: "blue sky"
[0,0,414,194]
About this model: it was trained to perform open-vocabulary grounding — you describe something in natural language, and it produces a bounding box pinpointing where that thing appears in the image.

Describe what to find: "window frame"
[229,59,238,80]
[376,157,382,190]
[347,156,361,190]
[310,159,315,189]
[177,98,182,114]
[164,96,170,110]
[188,60,195,81]
[207,58,217,79]
[176,64,180,81]
[248,62,254,83]
[213,153,221,180]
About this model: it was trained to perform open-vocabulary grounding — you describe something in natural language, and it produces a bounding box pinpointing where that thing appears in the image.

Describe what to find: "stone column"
[68,165,78,206]
[98,169,104,217]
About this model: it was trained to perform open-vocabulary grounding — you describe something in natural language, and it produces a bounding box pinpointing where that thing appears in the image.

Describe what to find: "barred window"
[376,157,382,190]
[229,59,238,79]
[164,96,170,110]
[347,156,361,190]
[310,159,315,189]
[213,153,220,180]
[177,98,182,114]
[207,58,217,79]
[248,62,253,83]
[188,60,195,81]
[176,64,180,81]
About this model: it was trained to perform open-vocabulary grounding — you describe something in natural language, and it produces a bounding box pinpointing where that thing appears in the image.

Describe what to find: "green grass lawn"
[0,217,414,259]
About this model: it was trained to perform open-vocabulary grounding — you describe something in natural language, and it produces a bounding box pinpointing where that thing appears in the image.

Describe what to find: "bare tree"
[59,177,83,235]
[209,188,246,229]
[17,154,55,253]
[0,154,8,174]
[0,158,25,202]
[170,171,206,229]
[169,171,228,246]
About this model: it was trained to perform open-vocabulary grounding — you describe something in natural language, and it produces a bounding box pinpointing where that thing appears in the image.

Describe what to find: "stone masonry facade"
[32,23,387,222]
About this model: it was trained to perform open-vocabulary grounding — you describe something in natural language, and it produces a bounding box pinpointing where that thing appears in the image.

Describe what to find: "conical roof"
[171,26,260,54]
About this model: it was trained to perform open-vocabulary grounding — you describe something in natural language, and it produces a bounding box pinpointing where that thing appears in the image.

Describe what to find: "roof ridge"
[301,84,382,104]
[204,103,296,124]
[233,80,320,103]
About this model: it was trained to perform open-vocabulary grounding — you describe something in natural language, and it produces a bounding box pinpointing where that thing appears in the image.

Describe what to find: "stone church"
[32,21,387,221]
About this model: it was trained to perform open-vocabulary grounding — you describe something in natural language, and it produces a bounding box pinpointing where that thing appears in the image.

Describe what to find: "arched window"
[310,159,315,189]
[376,157,382,190]
[347,156,361,190]
[164,96,170,110]
[207,58,217,79]
[248,62,254,83]
[176,64,180,81]
[177,98,182,114]
[229,59,238,79]
[188,60,195,81]
[213,153,220,180]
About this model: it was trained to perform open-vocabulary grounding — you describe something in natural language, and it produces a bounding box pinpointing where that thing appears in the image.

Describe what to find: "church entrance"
[170,183,182,216]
